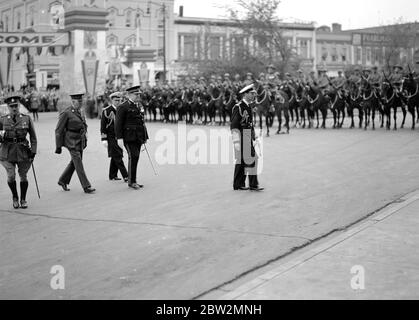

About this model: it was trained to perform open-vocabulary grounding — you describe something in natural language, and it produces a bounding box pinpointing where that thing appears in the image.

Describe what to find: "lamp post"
[147,1,167,83]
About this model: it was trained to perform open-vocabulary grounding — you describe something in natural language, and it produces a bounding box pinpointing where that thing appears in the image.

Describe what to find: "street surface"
[1,113,419,299]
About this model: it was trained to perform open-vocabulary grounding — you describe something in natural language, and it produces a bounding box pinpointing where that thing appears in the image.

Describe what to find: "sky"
[174,0,419,30]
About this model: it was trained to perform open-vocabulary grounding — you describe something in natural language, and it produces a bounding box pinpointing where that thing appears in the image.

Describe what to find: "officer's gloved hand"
[102,141,108,148]
[55,147,62,154]
[117,139,124,150]
[233,142,241,152]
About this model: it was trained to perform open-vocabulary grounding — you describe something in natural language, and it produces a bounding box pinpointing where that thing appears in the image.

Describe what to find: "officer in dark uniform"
[230,84,264,192]
[115,85,149,190]
[0,96,37,209]
[100,92,128,182]
[55,93,95,194]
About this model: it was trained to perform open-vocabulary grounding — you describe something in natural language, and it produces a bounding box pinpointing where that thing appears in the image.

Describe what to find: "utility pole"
[162,2,166,83]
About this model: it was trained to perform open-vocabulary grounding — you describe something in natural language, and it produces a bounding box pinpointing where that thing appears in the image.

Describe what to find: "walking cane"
[31,162,41,199]
[144,144,158,176]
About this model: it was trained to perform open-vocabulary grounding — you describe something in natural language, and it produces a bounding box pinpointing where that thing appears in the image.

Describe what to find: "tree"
[227,0,301,75]
[379,19,419,71]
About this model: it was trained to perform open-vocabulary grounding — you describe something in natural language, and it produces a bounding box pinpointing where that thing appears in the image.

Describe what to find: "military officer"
[369,66,382,90]
[317,69,330,94]
[0,96,37,209]
[230,84,264,192]
[349,67,362,86]
[55,93,96,194]
[101,92,129,182]
[266,64,279,85]
[115,85,149,190]
[390,65,404,93]
[331,70,346,93]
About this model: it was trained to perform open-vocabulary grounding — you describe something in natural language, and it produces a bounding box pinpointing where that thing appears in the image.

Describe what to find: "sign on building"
[0,33,69,47]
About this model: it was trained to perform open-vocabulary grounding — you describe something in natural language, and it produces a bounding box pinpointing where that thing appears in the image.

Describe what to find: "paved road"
[1,113,418,299]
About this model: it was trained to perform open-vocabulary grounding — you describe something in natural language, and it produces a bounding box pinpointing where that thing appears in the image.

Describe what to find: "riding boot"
[8,181,19,209]
[20,181,29,209]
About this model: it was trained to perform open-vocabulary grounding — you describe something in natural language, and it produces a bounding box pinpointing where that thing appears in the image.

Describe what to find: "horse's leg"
[393,106,398,130]
[332,108,337,129]
[285,108,290,133]
[322,107,327,129]
[410,104,416,130]
[401,104,407,129]
[300,107,306,128]
[315,108,320,129]
[266,113,270,137]
[295,104,300,126]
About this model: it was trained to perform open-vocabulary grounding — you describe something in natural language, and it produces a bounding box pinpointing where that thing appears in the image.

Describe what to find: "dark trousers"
[233,162,259,189]
[59,149,91,189]
[124,141,142,184]
[109,157,128,180]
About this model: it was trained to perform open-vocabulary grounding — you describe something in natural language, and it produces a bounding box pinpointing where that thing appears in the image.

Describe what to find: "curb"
[218,189,419,300]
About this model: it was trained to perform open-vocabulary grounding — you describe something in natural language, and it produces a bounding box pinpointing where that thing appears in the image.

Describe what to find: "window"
[331,47,338,62]
[183,35,195,60]
[321,46,328,61]
[125,10,132,27]
[26,5,35,27]
[366,47,371,63]
[108,9,116,27]
[231,36,245,59]
[300,40,308,59]
[125,36,136,47]
[208,36,222,60]
[356,47,362,63]
[4,15,9,32]
[341,47,347,62]
[16,10,22,30]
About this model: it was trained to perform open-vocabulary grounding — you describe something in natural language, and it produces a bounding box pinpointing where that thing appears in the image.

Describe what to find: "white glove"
[233,142,241,152]
[0,130,5,139]
[102,141,108,148]
[117,139,124,150]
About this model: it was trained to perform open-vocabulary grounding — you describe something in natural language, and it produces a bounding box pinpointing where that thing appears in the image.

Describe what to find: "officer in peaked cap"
[55,93,96,194]
[101,91,129,182]
[115,85,149,190]
[0,95,37,209]
[230,84,264,192]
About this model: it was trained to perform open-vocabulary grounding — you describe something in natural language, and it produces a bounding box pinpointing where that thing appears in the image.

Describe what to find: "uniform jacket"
[0,113,37,162]
[100,104,123,158]
[115,99,149,144]
[230,100,256,167]
[55,106,88,151]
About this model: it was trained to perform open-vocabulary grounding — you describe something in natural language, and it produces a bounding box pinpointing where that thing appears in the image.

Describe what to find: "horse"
[207,84,223,125]
[272,86,290,134]
[381,81,407,130]
[182,87,195,124]
[346,82,363,129]
[223,86,236,124]
[295,83,310,128]
[254,81,274,137]
[402,75,419,130]
[305,85,329,129]
[282,82,300,127]
[359,78,383,130]
[327,87,346,129]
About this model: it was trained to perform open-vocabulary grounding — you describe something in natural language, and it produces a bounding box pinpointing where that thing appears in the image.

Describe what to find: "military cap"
[239,84,257,94]
[354,66,360,71]
[246,72,253,76]
[393,65,403,70]
[109,92,122,99]
[337,70,343,73]
[125,85,142,94]
[199,76,206,81]
[267,64,276,69]
[4,95,21,106]
[297,69,303,73]
[372,66,378,70]
[224,73,230,78]
[285,72,291,77]
[69,93,84,100]
[217,75,222,80]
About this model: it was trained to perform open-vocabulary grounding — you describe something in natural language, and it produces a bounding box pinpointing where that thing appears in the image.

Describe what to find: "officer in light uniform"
[0,96,37,209]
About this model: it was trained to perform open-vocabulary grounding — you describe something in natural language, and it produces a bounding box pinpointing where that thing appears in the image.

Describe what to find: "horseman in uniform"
[100,91,129,182]
[230,84,264,192]
[296,69,308,86]
[0,96,37,209]
[243,72,254,86]
[390,65,404,93]
[266,64,279,86]
[317,68,330,95]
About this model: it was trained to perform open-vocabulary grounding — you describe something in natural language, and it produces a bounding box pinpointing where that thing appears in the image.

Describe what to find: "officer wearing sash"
[230,84,264,192]
[115,85,149,190]
[0,96,37,209]
[55,93,96,194]
[100,92,128,182]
